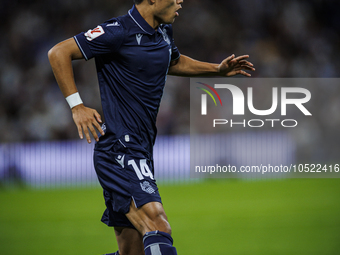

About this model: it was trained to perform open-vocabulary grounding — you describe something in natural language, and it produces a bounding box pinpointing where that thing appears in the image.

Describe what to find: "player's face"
[154,0,183,24]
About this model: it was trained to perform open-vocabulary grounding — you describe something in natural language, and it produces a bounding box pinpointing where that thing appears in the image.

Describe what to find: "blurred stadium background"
[1,0,340,254]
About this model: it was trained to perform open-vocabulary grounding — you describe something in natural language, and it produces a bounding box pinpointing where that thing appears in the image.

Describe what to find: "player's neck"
[135,4,160,30]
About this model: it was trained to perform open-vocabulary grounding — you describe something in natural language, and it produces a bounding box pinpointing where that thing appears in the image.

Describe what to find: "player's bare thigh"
[126,201,172,236]
[114,226,144,255]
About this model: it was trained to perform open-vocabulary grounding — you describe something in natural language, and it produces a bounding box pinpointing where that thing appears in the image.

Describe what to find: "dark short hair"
[134,0,144,4]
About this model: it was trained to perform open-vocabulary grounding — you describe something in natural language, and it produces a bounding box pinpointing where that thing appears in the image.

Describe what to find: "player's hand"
[71,104,105,143]
[218,54,255,77]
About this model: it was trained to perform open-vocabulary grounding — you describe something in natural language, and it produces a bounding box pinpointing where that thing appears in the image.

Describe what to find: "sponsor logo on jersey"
[140,181,155,194]
[85,26,105,41]
[136,33,143,45]
[115,154,125,168]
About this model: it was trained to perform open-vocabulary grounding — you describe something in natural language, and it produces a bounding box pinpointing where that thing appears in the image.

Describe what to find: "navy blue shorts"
[93,135,162,228]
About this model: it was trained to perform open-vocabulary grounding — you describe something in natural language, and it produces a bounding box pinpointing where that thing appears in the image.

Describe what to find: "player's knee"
[127,201,172,235]
[142,215,171,235]
[152,212,172,235]
[165,225,172,235]
[159,219,172,235]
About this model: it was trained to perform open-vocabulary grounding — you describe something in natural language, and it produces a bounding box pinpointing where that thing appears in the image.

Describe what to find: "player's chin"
[162,20,175,25]
[170,16,178,23]
[166,14,178,24]
[162,17,176,24]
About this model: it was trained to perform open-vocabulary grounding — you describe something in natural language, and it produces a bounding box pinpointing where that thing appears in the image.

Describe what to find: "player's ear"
[148,0,156,5]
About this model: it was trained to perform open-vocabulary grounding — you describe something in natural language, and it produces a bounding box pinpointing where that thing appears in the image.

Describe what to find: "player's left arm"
[168,54,255,77]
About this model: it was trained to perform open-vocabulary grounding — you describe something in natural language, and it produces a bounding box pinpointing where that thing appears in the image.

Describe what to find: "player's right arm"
[48,38,104,143]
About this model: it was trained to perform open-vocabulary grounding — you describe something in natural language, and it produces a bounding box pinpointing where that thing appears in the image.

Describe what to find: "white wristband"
[65,92,83,109]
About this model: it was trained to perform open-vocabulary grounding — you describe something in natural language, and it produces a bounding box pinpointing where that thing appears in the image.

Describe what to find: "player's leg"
[100,202,145,255]
[126,201,177,255]
[126,200,171,235]
[94,137,176,254]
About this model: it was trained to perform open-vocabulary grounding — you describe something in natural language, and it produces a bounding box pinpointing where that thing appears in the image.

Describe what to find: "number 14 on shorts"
[128,159,154,180]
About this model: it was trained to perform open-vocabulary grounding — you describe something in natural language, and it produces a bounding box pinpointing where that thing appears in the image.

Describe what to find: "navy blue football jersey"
[74,5,180,153]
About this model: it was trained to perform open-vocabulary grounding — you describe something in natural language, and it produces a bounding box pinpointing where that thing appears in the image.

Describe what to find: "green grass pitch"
[0,178,340,255]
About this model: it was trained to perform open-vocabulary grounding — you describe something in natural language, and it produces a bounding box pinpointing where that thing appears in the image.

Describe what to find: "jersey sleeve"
[171,37,180,61]
[73,19,125,60]
[166,25,180,61]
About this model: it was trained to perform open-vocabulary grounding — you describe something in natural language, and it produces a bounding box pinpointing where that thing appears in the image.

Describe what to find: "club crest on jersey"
[160,28,171,45]
[140,181,155,194]
[85,26,105,41]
